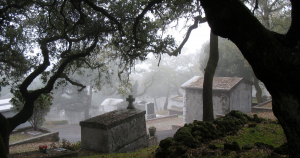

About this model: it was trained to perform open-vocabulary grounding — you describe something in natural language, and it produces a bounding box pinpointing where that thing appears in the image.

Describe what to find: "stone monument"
[146,103,156,119]
[80,95,148,153]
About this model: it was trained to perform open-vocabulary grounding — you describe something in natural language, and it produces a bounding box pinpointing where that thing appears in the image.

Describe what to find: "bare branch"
[252,0,259,14]
[82,0,125,36]
[168,16,207,56]
[62,75,86,92]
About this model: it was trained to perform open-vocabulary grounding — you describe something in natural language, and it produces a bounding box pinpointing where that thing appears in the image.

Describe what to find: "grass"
[9,133,33,143]
[210,122,286,149]
[9,114,287,158]
[78,146,157,158]
[186,121,287,158]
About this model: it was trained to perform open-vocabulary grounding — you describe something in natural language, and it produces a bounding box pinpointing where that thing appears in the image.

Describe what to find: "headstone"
[80,109,148,153]
[126,95,135,109]
[146,103,156,119]
[146,103,154,115]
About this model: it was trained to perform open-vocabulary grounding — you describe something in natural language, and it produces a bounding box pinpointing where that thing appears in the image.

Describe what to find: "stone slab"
[80,109,147,153]
[146,114,156,120]
[168,108,183,116]
[148,135,158,147]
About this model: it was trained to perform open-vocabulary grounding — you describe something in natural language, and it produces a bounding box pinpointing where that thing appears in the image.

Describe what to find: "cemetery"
[0,0,293,157]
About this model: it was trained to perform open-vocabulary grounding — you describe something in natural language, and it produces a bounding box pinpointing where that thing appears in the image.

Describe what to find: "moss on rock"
[174,127,197,147]
[159,137,173,149]
[157,110,264,157]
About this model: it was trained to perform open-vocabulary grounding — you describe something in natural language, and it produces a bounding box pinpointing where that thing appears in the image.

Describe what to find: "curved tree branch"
[168,16,207,56]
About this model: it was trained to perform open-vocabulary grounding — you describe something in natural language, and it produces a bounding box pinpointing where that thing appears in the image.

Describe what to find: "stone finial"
[126,95,135,109]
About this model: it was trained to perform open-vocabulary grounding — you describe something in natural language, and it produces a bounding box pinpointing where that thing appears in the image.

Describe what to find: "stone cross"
[126,95,135,109]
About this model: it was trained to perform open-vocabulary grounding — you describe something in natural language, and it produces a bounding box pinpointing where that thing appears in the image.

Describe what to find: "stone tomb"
[146,103,156,119]
[80,109,148,153]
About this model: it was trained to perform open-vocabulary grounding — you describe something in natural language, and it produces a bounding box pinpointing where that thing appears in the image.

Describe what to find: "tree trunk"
[154,97,159,111]
[199,0,300,156]
[0,134,8,158]
[253,77,263,103]
[0,99,36,154]
[0,114,10,155]
[272,92,300,157]
[202,31,219,122]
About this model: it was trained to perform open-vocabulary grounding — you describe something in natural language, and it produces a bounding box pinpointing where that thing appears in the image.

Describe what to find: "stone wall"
[230,82,252,113]
[80,109,148,153]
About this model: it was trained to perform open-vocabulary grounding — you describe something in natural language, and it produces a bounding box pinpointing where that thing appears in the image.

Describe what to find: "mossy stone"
[155,147,166,158]
[159,137,173,149]
[174,127,196,147]
[242,144,254,150]
[209,144,218,150]
[273,142,288,155]
[192,130,202,137]
[240,116,248,124]
[169,146,188,158]
[224,141,241,151]
[228,110,244,118]
[166,146,174,155]
[248,123,257,128]
[254,142,274,150]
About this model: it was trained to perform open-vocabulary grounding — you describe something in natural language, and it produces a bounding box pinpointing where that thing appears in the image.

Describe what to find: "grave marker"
[126,95,135,109]
[80,95,148,153]
[146,103,156,119]
[146,103,154,115]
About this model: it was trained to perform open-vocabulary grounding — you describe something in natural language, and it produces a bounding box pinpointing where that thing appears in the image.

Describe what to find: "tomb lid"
[80,109,145,129]
[181,76,253,91]
[171,96,183,102]
[0,98,12,112]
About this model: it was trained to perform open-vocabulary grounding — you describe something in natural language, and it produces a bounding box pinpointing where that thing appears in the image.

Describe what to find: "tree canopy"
[1,0,298,157]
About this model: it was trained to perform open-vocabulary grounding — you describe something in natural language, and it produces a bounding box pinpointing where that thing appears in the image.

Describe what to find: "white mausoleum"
[181,76,253,124]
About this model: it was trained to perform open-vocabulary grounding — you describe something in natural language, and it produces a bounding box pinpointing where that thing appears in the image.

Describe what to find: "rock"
[222,150,231,156]
[248,123,257,128]
[254,142,274,150]
[208,144,218,150]
[159,137,173,149]
[173,127,197,147]
[242,144,254,150]
[273,142,288,155]
[224,142,241,151]
[155,147,165,158]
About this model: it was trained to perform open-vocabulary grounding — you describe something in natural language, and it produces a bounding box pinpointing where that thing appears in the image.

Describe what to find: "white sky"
[169,22,211,54]
[135,21,211,70]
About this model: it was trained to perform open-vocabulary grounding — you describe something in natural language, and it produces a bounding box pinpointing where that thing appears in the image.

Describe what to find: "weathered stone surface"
[148,135,158,147]
[146,114,156,119]
[181,77,252,124]
[224,142,241,151]
[80,109,148,153]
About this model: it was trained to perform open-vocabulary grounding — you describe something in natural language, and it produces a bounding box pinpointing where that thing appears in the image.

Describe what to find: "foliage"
[156,111,286,158]
[10,92,53,130]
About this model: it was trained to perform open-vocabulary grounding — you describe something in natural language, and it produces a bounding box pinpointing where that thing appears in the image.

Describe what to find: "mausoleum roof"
[181,76,252,91]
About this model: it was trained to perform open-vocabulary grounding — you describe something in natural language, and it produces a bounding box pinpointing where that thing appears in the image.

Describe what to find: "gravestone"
[80,96,148,153]
[146,103,154,115]
[126,95,135,109]
[146,103,156,119]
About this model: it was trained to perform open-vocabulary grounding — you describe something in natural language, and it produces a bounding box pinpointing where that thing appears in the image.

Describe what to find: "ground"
[8,111,278,157]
